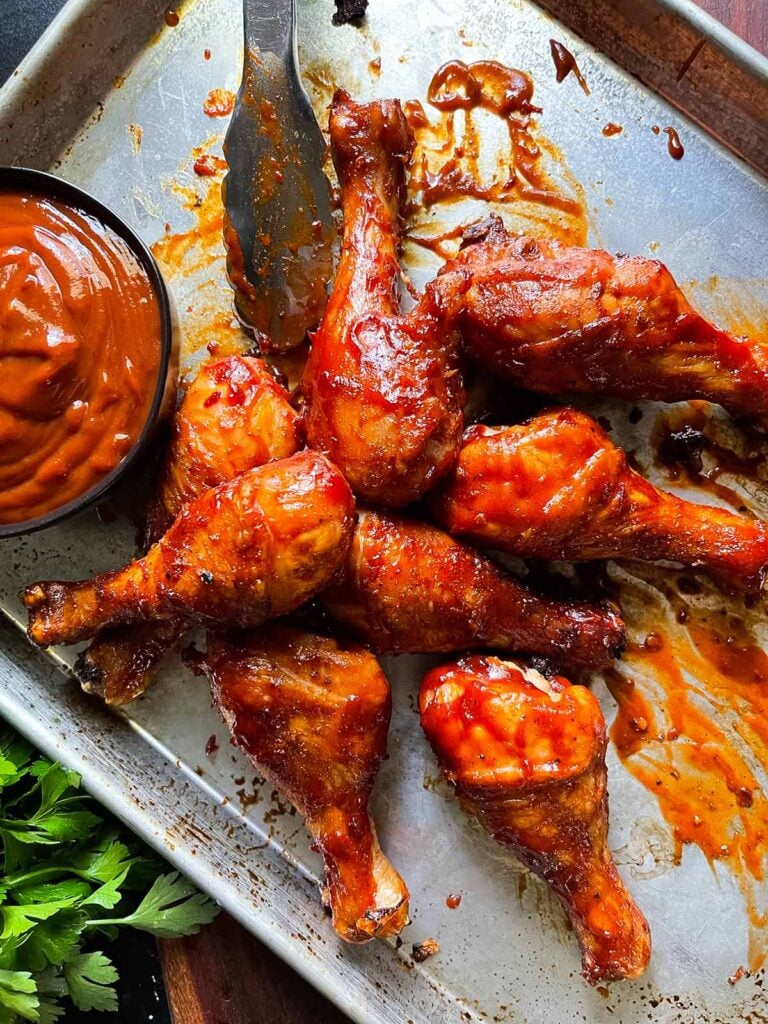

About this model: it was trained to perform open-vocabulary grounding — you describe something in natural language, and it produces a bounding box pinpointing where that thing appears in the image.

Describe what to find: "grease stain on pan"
[604,562,768,971]
[150,133,249,371]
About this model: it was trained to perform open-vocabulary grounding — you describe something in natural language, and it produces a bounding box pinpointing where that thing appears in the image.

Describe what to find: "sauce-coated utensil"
[224,0,334,352]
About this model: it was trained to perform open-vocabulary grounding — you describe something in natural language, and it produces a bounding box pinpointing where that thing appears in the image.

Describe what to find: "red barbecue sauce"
[0,191,162,524]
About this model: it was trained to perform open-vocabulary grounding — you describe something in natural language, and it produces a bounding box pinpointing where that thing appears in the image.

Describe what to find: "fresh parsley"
[0,727,218,1021]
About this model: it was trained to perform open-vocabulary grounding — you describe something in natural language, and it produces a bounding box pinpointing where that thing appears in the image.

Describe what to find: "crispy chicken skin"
[322,510,625,670]
[301,90,468,507]
[24,451,354,647]
[76,355,303,705]
[431,408,768,592]
[146,355,302,541]
[441,217,768,418]
[186,625,409,943]
[420,655,651,983]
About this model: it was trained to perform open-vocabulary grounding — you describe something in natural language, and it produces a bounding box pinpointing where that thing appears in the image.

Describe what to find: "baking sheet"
[1,1,768,1022]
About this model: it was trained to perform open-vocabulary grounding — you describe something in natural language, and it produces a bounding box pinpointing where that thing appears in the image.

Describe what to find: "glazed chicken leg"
[322,510,625,670]
[74,355,303,704]
[25,451,354,647]
[440,216,768,419]
[146,354,302,540]
[431,408,768,592]
[301,90,468,507]
[420,655,651,983]
[187,625,409,943]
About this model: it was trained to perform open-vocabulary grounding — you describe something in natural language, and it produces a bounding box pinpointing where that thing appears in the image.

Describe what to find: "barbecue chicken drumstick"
[301,90,467,507]
[75,355,302,704]
[146,354,302,540]
[25,451,354,647]
[441,217,768,419]
[431,408,768,592]
[420,655,651,983]
[322,510,625,670]
[187,625,409,943]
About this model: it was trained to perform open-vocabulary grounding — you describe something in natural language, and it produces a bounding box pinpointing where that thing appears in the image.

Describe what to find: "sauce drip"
[549,40,590,96]
[602,123,623,137]
[164,9,179,27]
[664,126,685,160]
[203,88,235,118]
[0,191,161,524]
[405,60,587,252]
[606,565,768,968]
[407,219,483,259]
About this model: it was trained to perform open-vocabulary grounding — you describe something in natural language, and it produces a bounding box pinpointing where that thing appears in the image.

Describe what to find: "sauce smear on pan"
[606,567,768,969]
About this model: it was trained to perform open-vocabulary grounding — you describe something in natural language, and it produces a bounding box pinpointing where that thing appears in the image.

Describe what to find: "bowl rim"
[0,165,176,541]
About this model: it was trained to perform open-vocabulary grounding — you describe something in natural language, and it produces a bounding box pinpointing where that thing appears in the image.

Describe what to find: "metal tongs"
[223,0,334,352]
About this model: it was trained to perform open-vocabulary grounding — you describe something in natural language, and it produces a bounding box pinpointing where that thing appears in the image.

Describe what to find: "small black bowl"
[0,166,178,540]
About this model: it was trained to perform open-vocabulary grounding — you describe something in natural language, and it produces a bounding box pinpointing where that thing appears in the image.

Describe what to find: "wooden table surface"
[158,2,767,1021]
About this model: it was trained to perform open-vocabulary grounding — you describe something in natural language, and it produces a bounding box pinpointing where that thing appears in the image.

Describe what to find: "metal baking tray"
[1,1,767,1022]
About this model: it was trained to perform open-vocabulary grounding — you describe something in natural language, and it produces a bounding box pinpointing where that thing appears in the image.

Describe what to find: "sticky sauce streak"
[405,59,587,256]
[606,566,768,969]
[549,40,590,96]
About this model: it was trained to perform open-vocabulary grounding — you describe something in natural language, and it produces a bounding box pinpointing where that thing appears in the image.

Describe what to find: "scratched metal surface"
[0,1,768,1022]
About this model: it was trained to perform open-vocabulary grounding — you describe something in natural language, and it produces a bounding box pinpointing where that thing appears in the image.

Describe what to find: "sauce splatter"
[204,48,211,61]
[549,40,590,96]
[203,88,235,118]
[605,563,768,968]
[405,60,587,255]
[193,154,227,177]
[151,138,248,369]
[664,126,685,160]
[164,9,179,27]
[602,123,623,137]
[205,734,219,756]
[446,893,462,909]
[127,122,143,154]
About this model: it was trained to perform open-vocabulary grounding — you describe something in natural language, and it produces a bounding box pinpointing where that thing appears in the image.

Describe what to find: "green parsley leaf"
[35,966,66,1024]
[63,953,118,1013]
[1,901,77,942]
[80,867,130,911]
[0,726,218,1020]
[71,838,133,885]
[26,911,84,970]
[0,970,37,1021]
[87,872,218,939]
[11,881,90,907]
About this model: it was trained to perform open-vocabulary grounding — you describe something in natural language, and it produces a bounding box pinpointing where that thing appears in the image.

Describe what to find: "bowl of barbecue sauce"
[0,168,177,538]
